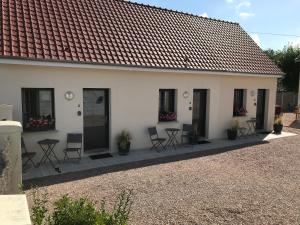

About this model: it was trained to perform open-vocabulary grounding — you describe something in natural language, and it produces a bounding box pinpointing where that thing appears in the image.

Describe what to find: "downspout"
[296,56,300,106]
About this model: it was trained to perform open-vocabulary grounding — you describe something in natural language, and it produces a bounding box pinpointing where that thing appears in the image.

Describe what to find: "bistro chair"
[237,127,247,138]
[63,133,83,161]
[21,137,37,171]
[181,124,193,144]
[148,127,166,151]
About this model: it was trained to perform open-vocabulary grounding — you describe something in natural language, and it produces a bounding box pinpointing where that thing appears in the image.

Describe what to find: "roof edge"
[0,57,284,78]
[121,0,239,25]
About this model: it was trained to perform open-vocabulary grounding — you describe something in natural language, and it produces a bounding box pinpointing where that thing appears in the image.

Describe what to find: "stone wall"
[0,121,22,194]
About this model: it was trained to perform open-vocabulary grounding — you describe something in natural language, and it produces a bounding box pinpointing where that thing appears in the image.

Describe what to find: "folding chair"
[21,137,37,170]
[63,133,83,161]
[181,124,193,144]
[148,127,166,151]
[238,127,248,138]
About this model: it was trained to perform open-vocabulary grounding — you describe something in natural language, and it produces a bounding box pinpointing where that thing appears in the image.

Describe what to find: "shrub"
[31,188,49,225]
[230,119,240,131]
[30,189,133,225]
[274,116,283,125]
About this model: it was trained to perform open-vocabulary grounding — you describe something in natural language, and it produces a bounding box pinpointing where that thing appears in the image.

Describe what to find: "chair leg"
[158,141,166,150]
[22,159,30,172]
[77,149,81,160]
[23,157,36,172]
[30,158,37,168]
[63,151,68,161]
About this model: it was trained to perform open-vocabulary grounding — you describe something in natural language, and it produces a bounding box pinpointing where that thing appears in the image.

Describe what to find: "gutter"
[0,57,284,78]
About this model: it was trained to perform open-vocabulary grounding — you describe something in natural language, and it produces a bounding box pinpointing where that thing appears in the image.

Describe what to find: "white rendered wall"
[0,64,277,160]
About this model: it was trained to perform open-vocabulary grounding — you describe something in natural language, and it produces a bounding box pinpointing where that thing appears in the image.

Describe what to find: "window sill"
[23,129,58,134]
[232,115,247,118]
[157,120,179,124]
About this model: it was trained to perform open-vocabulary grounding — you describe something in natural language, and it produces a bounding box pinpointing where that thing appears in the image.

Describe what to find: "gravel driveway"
[26,113,300,225]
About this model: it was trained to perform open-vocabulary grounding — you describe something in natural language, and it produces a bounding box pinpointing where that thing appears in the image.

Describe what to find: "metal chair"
[181,124,193,144]
[238,127,247,138]
[63,133,83,161]
[148,127,166,151]
[21,137,37,170]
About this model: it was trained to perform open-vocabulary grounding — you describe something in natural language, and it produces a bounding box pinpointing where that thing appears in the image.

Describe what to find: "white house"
[0,0,283,160]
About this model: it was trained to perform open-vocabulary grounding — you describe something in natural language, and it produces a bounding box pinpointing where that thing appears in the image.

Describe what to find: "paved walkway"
[23,131,296,181]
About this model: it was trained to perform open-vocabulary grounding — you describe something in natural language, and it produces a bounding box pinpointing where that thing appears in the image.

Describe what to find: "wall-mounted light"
[183,91,189,99]
[65,91,75,101]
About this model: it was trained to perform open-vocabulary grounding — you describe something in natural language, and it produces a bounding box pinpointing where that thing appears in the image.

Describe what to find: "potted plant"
[227,120,239,140]
[273,116,283,134]
[117,130,132,155]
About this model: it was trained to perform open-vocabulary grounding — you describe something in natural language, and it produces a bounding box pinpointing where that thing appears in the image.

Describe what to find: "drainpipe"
[296,56,300,106]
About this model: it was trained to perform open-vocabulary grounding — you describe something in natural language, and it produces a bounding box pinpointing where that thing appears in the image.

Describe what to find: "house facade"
[0,0,283,160]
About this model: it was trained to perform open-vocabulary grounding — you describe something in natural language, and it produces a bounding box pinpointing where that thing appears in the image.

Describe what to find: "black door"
[256,89,266,130]
[192,89,207,137]
[83,89,109,151]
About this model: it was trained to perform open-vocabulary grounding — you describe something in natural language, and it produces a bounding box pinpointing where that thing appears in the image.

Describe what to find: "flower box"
[159,112,177,122]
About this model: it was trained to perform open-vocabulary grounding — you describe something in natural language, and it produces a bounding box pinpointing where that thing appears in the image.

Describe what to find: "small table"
[165,128,180,149]
[38,139,61,172]
[246,119,256,135]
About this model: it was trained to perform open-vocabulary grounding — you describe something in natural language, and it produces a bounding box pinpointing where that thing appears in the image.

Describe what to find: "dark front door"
[83,89,109,151]
[256,89,266,130]
[192,89,207,137]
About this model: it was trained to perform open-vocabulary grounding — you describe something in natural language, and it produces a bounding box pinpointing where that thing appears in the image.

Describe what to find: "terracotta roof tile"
[0,0,283,75]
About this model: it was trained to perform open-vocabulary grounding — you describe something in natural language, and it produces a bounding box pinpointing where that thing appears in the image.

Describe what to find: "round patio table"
[38,139,61,173]
[165,128,180,149]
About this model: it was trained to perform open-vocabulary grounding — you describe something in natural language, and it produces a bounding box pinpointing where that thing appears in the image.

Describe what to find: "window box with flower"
[233,106,248,117]
[22,88,56,132]
[158,89,177,122]
[159,112,177,122]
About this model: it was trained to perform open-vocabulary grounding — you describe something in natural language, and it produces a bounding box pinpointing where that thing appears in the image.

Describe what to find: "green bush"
[30,189,133,225]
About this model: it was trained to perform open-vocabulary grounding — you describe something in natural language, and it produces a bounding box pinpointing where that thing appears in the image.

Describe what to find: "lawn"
[26,114,300,225]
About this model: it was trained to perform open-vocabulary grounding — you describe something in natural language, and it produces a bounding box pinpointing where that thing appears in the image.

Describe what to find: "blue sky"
[132,0,300,50]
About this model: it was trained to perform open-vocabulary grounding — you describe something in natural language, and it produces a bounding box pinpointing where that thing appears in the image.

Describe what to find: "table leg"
[170,132,176,149]
[39,144,60,170]
[165,132,172,148]
[49,144,61,164]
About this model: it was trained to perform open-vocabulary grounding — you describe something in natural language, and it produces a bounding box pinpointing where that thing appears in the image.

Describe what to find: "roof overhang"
[0,57,284,78]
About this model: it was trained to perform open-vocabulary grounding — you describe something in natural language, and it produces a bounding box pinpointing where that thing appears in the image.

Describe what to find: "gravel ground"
[26,113,300,225]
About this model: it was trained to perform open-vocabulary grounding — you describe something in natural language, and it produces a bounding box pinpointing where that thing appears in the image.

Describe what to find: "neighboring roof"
[0,0,283,75]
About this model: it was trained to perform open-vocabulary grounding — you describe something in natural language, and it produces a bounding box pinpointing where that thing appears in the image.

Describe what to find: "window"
[159,89,176,121]
[22,88,55,131]
[233,89,247,116]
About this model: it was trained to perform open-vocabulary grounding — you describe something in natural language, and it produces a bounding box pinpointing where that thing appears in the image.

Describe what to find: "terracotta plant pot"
[273,124,283,134]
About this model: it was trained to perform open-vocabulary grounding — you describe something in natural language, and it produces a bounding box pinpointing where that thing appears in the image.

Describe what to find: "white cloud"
[236,1,251,9]
[228,0,255,19]
[200,12,208,18]
[289,38,300,48]
[239,12,255,19]
[250,33,261,47]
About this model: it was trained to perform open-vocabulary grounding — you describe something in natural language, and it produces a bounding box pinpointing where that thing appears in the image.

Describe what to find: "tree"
[264,46,300,92]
